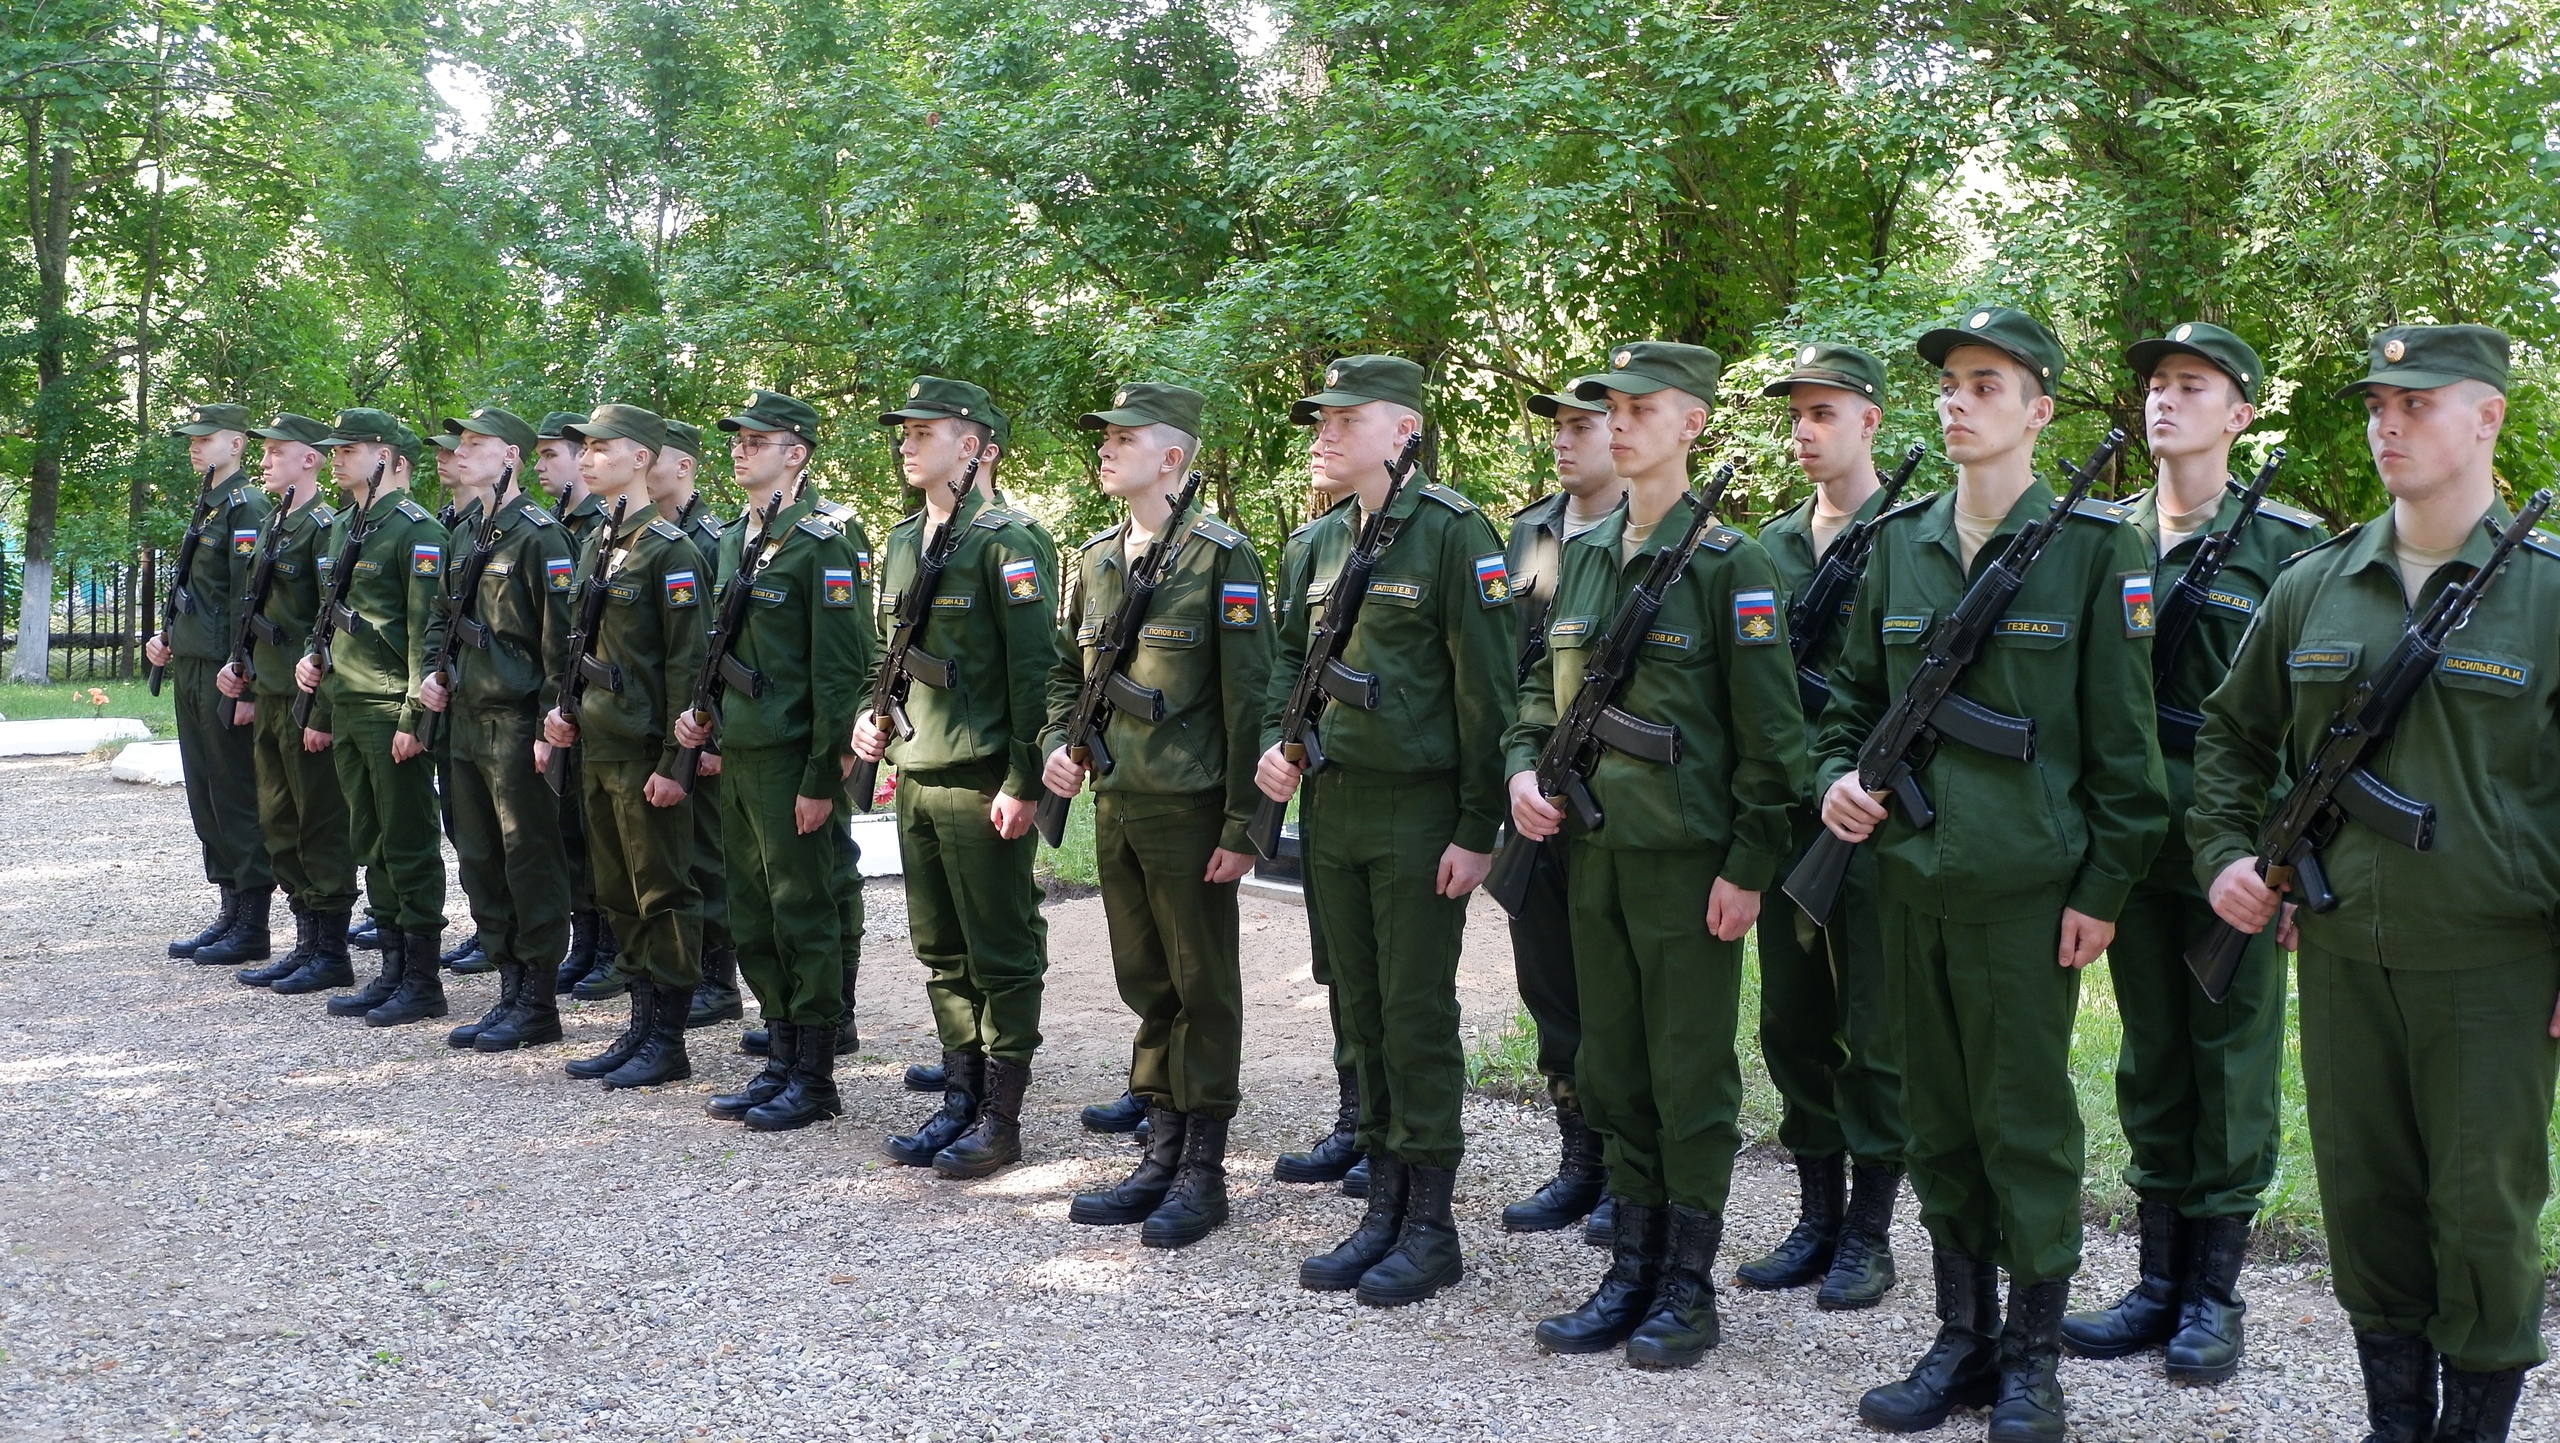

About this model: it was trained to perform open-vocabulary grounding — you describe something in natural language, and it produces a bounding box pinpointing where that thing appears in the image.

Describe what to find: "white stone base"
[110,739,187,786]
[0,716,152,756]
[849,813,901,876]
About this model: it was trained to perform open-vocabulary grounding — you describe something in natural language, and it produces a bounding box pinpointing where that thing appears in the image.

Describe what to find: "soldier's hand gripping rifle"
[669,486,788,795]
[846,455,981,811]
[221,505,292,729]
[1788,444,1927,715]
[146,467,221,696]
[1484,461,1739,916]
[290,463,386,730]
[1246,431,1425,859]
[2184,488,2553,1002]
[2149,448,2284,752]
[1781,428,2128,926]
[1036,468,1208,847]
[414,465,515,751]
[542,495,631,795]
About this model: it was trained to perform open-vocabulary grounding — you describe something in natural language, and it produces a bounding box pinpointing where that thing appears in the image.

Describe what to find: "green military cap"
[171,402,252,437]
[661,419,703,462]
[1574,341,1723,406]
[1079,381,1205,436]
[984,403,1012,450]
[426,432,459,452]
[880,375,997,427]
[1292,355,1428,425]
[249,412,332,446]
[1918,306,2065,390]
[2126,322,2264,402]
[563,403,668,454]
[1762,342,1887,401]
[1526,375,1609,420]
[535,410,589,441]
[443,405,538,457]
[2340,323,2511,397]
[716,388,823,446]
[324,407,422,464]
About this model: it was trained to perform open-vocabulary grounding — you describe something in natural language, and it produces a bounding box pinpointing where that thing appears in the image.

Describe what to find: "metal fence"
[0,549,155,681]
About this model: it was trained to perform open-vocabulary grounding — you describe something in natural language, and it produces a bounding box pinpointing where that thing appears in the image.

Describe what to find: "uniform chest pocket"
[2285,641,2361,681]
[1990,617,2071,650]
[1365,575,1427,609]
[2435,648,2532,697]
[1880,612,1932,646]
[1136,621,1201,649]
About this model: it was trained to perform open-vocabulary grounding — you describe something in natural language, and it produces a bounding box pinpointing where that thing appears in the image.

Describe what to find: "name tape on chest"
[1220,581,1260,628]
[1998,617,2070,640]
[1643,628,1693,651]
[2441,653,2528,688]
[2204,588,2255,615]
[1732,587,1778,645]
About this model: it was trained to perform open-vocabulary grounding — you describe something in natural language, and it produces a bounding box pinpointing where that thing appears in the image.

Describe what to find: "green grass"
[1034,791,1101,889]
[0,679,177,736]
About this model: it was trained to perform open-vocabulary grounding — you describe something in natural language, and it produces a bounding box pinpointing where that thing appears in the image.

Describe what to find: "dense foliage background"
[7,0,2557,673]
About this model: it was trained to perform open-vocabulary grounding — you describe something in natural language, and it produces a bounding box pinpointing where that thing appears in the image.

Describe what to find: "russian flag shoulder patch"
[1473,553,1512,607]
[2122,574,2156,636]
[822,566,856,608]
[1000,555,1043,604]
[1219,581,1261,629]
[232,528,260,556]
[1733,586,1778,645]
[411,542,443,577]
[664,569,699,607]
[546,556,576,592]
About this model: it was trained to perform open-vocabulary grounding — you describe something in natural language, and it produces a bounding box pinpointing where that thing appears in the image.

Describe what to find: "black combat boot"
[194,887,273,966]
[2354,1332,2439,1443]
[1341,1157,1370,1198]
[741,1027,771,1055]
[471,964,563,1051]
[439,931,490,974]
[1987,1276,2071,1443]
[686,943,743,1028]
[272,910,354,993]
[1273,1068,1361,1183]
[1142,1115,1231,1249]
[1073,1106,1185,1225]
[327,926,406,1016]
[347,913,381,951]
[2061,1197,2183,1359]
[2164,1214,2250,1383]
[1737,1151,1846,1289]
[1502,1095,1606,1233]
[570,932,634,1000]
[934,1056,1029,1178]
[555,910,600,993]
[1624,1206,1722,1367]
[1858,1250,2002,1431]
[708,1022,798,1122]
[566,980,656,1080]
[2437,1359,2526,1443]
[1301,1153,1408,1292]
[885,1052,983,1164]
[745,1021,846,1131]
[1584,1189,1620,1247]
[1356,1163,1463,1307]
[1081,1090,1148,1135]
[902,1059,943,1091]
[169,886,239,958]
[365,931,450,1026]
[601,977,692,1089]
[1819,1161,1903,1310]
[1535,1200,1663,1353]
[238,906,316,986]
[449,962,523,1048]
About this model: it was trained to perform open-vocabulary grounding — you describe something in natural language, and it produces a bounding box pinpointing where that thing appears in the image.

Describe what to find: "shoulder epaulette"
[971,510,1008,531]
[310,504,336,528]
[2256,497,2322,530]
[521,504,556,527]
[2520,528,2560,563]
[1418,482,1476,514]
[230,488,253,508]
[1190,515,1245,549]
[1081,522,1124,552]
[794,513,837,540]
[1699,525,1742,553]
[692,514,724,539]
[1289,513,1324,539]
[2070,497,2134,525]
[2281,523,2361,568]
[646,517,684,542]
[1880,493,1938,523]
[814,497,854,520]
[396,497,432,523]
[1510,491,1566,524]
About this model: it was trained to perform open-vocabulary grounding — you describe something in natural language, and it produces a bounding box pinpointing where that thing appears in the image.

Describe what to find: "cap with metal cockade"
[1762,342,1886,401]
[324,408,422,465]
[249,412,332,446]
[2339,324,2510,397]
[1292,355,1427,426]
[2126,322,2264,403]
[172,403,252,437]
[1918,306,2065,391]
[1079,381,1206,436]
[717,389,823,447]
[443,406,539,458]
[879,376,996,428]
[1527,374,1610,420]
[1573,341,1723,407]
[535,411,589,441]
[660,419,703,462]
[562,403,668,455]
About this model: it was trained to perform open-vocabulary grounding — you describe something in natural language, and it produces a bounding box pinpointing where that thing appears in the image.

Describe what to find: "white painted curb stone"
[849,813,901,877]
[110,739,186,787]
[0,716,152,756]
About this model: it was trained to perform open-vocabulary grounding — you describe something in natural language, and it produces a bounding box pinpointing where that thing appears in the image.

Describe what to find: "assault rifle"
[1789,444,1928,715]
[542,495,631,795]
[221,504,292,729]
[2185,489,2553,1002]
[290,464,387,730]
[847,456,981,811]
[2149,449,2284,752]
[1035,468,1208,847]
[414,466,515,751]
[146,468,222,696]
[1484,462,1739,917]
[669,486,788,795]
[1247,431,1425,859]
[1781,428,2128,926]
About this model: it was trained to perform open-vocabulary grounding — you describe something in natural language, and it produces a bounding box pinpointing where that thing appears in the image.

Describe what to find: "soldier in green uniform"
[2192,325,2556,1443]
[146,404,277,965]
[540,404,708,1090]
[2062,325,2326,1382]
[291,410,455,1027]
[677,390,874,1131]
[222,413,358,992]
[646,421,741,1034]
[1255,355,1513,1307]
[1742,344,1911,1308]
[1046,381,1273,1247]
[1494,372,1626,1239]
[417,406,577,1053]
[1504,343,1809,1366]
[1816,309,2167,1440]
[535,410,622,994]
[422,432,491,976]
[855,375,1060,1179]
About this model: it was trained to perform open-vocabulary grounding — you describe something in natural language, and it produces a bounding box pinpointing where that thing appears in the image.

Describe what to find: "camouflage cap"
[1292,355,1428,425]
[563,403,668,454]
[716,388,823,446]
[1918,306,2065,391]
[1526,375,1609,420]
[1762,342,1887,402]
[880,375,997,428]
[1080,381,1206,436]
[443,405,539,458]
[660,419,703,462]
[1575,341,1723,407]
[2126,322,2265,403]
[2340,323,2511,397]
[171,402,252,437]
[249,412,332,446]
[324,407,422,465]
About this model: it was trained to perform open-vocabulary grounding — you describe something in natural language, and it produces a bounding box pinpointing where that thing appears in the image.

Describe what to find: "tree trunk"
[12,118,73,683]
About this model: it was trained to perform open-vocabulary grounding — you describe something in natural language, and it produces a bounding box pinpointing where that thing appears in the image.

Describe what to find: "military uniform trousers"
[1506,835,1580,1092]
[692,764,730,956]
[2299,944,2559,1372]
[1757,835,1907,1166]
[249,693,355,911]
[174,656,272,893]
[1884,898,2084,1282]
[557,748,595,914]
[578,757,702,991]
[1570,842,1745,1211]
[898,758,1047,1062]
[327,700,447,933]
[1095,790,1243,1119]
[720,745,861,1029]
[1299,817,1354,1074]
[446,707,571,970]
[2103,877,2283,1218]
[1301,765,1469,1169]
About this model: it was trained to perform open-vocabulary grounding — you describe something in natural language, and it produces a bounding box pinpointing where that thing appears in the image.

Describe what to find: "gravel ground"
[2,754,2554,1441]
